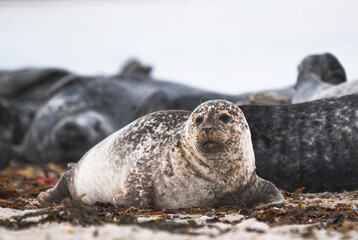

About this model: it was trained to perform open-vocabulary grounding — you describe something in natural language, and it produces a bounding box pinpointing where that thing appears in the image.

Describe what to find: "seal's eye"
[195,117,203,125]
[219,114,231,123]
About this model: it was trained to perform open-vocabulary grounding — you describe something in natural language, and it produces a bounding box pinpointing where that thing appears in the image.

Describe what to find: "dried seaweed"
[0,163,357,234]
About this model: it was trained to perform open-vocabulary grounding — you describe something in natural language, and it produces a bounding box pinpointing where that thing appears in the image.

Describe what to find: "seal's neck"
[292,72,332,103]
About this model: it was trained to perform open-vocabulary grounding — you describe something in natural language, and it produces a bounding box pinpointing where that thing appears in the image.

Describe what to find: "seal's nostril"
[56,121,86,145]
[62,122,79,132]
[94,120,102,132]
[203,128,213,135]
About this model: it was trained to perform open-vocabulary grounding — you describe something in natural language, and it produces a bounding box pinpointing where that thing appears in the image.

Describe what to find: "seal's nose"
[56,121,87,148]
[203,128,213,135]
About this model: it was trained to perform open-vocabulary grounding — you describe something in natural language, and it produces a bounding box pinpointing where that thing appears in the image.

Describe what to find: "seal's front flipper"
[249,177,285,209]
[113,188,152,208]
[113,168,153,208]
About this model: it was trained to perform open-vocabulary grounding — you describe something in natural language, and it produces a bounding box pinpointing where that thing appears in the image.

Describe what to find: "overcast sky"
[1,0,357,94]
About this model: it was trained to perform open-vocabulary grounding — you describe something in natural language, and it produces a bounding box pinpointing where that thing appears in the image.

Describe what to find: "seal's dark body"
[241,94,358,192]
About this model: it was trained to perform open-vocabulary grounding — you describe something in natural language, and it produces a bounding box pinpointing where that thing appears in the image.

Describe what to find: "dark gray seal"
[2,60,256,166]
[291,53,351,103]
[0,61,156,166]
[19,75,132,164]
[241,93,358,192]
[38,100,285,209]
[0,67,69,143]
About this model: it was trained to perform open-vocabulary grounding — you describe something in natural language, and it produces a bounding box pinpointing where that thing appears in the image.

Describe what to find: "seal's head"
[185,100,253,159]
[51,110,115,162]
[297,52,347,86]
[22,104,117,164]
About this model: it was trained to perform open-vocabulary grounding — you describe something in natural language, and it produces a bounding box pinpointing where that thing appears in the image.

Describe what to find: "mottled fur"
[38,100,284,208]
[241,93,358,192]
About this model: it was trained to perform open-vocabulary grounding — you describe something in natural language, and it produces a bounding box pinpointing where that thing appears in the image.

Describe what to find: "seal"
[241,93,358,192]
[291,53,349,103]
[0,67,69,143]
[3,60,252,167]
[38,100,285,209]
[18,75,135,164]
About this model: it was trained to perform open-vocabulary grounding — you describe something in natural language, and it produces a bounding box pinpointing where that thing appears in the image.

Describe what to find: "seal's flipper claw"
[37,191,53,204]
[113,193,127,207]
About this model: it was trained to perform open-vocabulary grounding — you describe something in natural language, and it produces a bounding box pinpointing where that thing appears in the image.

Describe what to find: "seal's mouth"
[196,130,230,154]
[202,140,217,148]
[200,140,224,154]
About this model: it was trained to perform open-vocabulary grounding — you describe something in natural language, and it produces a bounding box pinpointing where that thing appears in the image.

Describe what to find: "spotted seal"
[38,100,284,209]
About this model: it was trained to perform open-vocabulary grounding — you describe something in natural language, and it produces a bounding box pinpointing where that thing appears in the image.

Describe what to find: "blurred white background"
[0,0,357,94]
